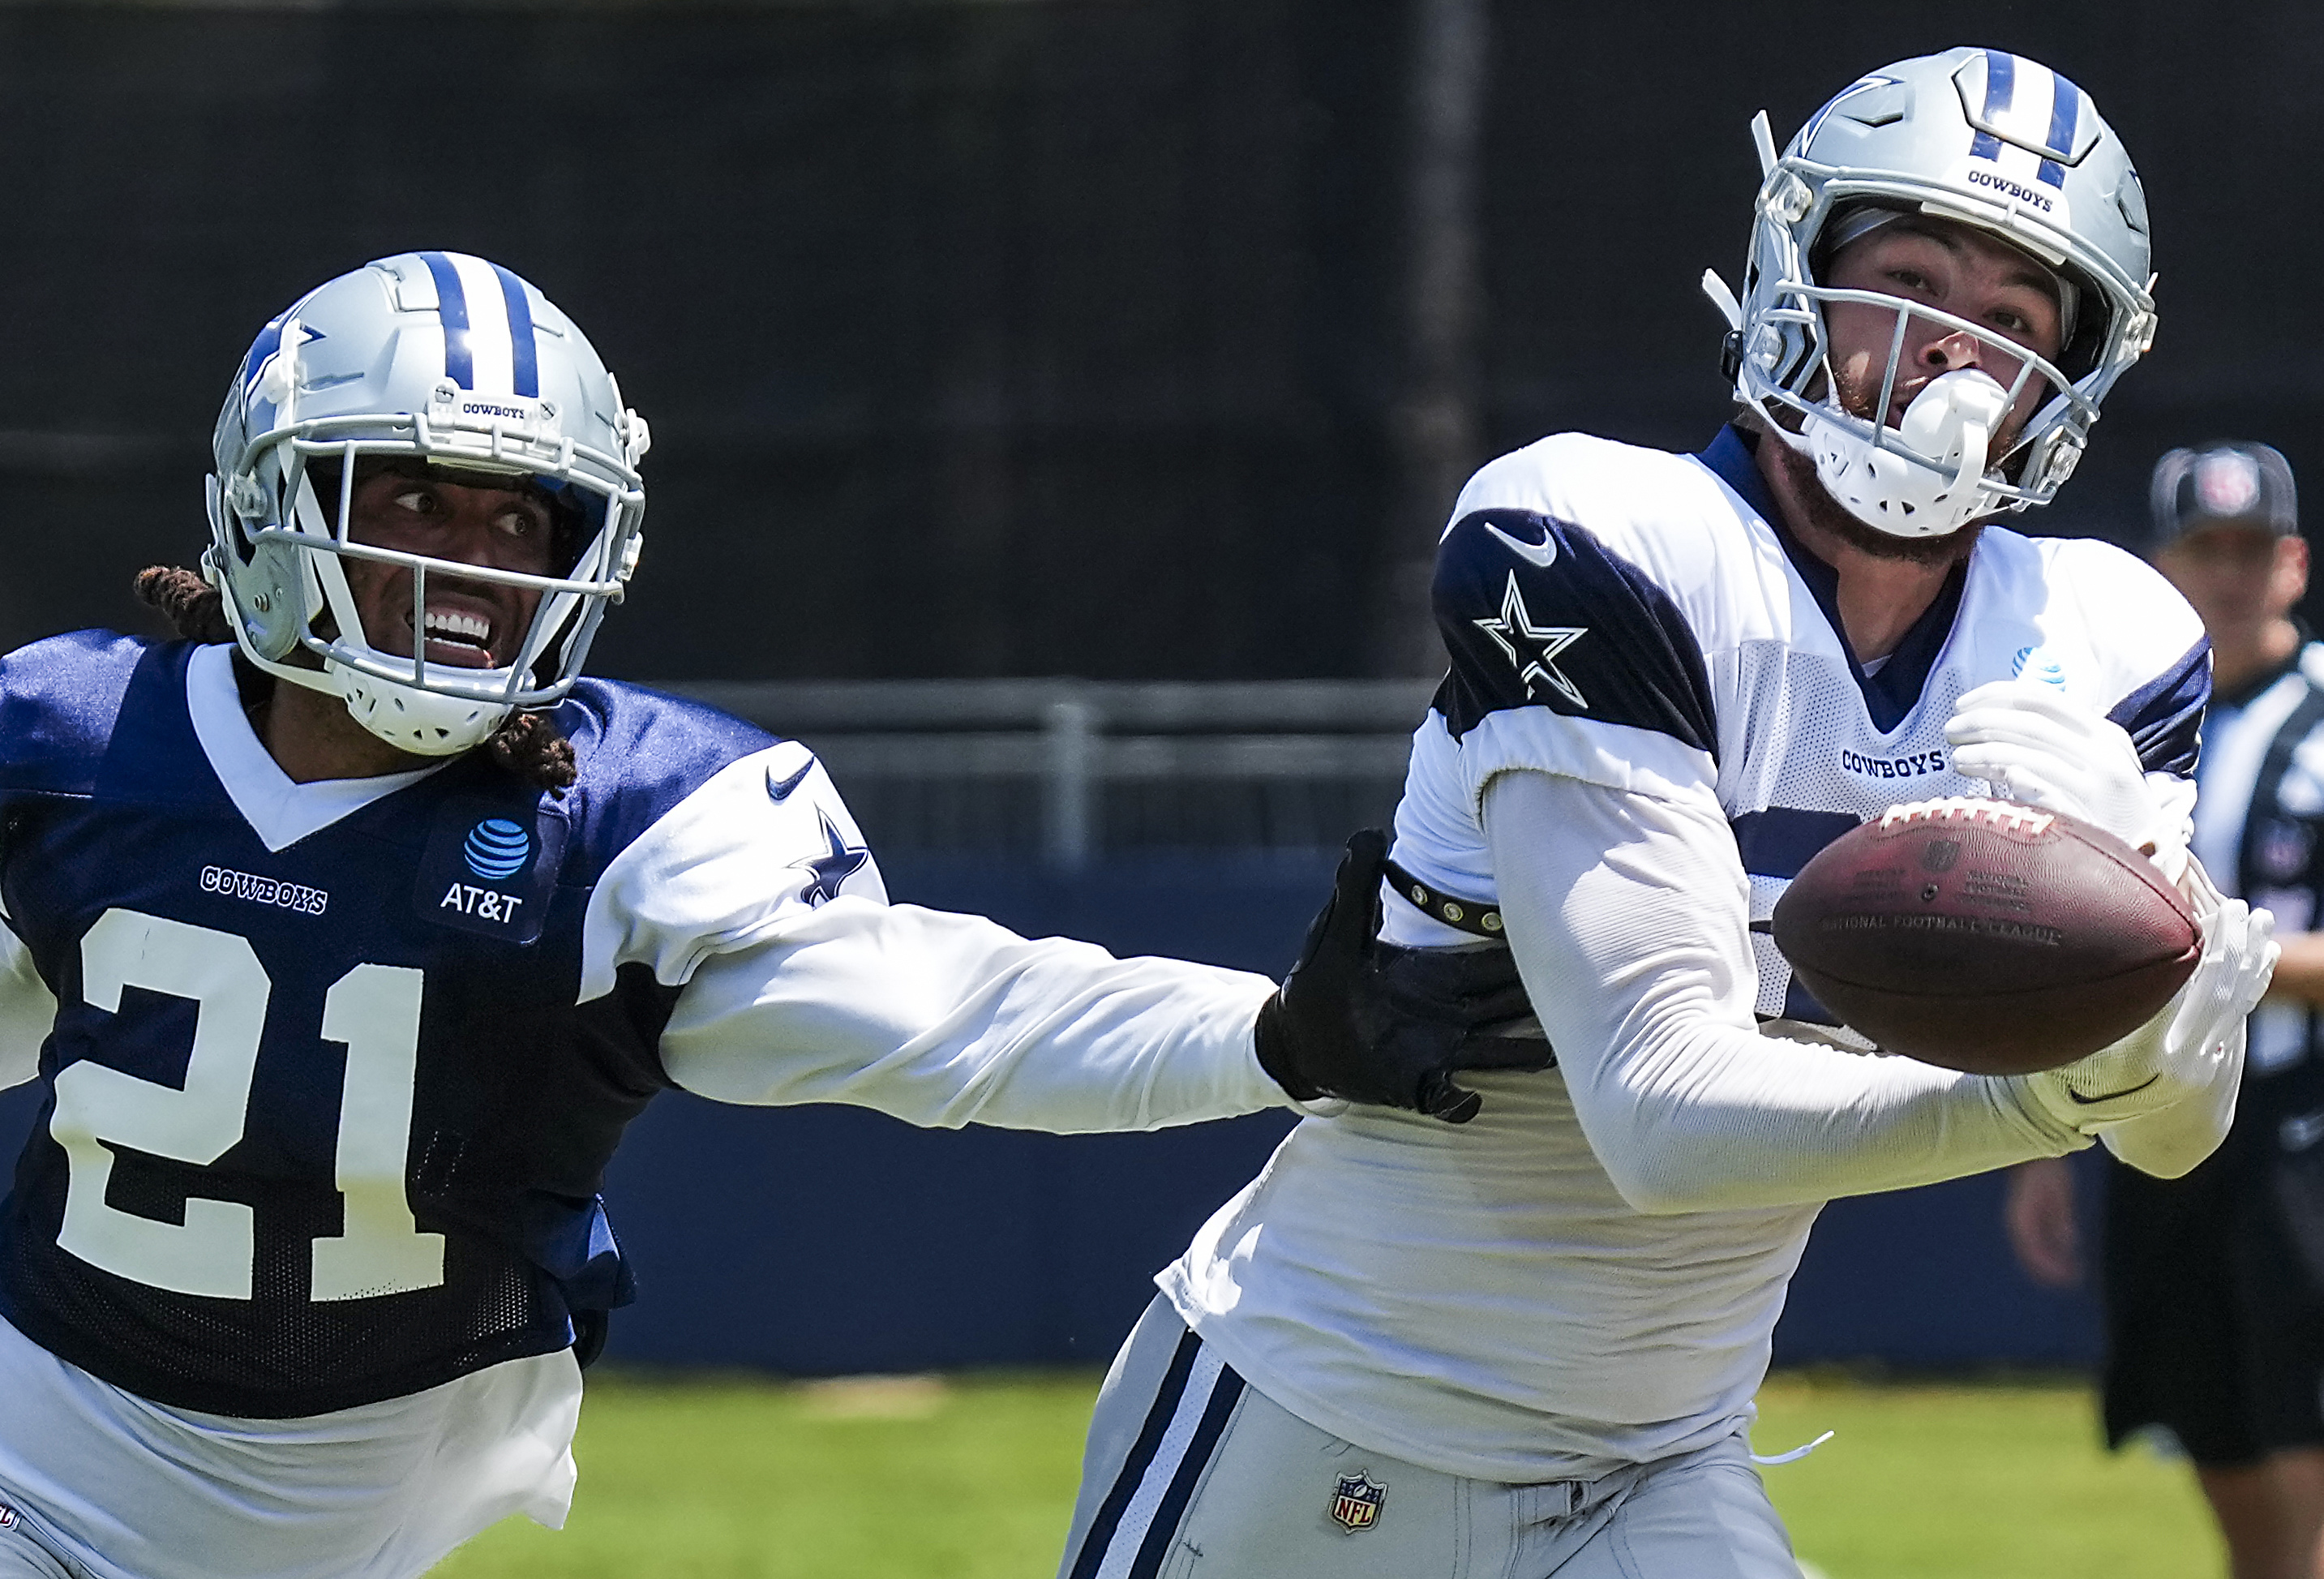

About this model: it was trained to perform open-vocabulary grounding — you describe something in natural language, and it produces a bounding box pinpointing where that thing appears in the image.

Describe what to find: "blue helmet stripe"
[490,264,540,399]
[2044,72,2080,157]
[1970,49,2013,161]
[2039,73,2079,187]
[1981,49,2017,118]
[420,251,474,390]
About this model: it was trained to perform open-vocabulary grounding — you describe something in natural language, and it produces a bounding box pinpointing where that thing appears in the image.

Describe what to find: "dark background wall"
[3,0,2321,679]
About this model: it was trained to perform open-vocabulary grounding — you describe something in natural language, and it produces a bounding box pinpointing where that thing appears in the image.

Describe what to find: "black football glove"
[1254,829,1551,1123]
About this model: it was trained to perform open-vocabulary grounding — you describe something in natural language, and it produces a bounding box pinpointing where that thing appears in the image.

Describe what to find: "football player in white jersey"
[0,253,1533,1579]
[1057,48,2281,1578]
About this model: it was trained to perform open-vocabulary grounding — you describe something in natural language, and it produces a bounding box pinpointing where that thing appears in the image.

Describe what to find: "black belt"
[1383,859,1504,939]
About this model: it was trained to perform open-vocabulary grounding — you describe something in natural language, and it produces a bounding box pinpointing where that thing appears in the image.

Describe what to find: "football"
[1770,797,2200,1075]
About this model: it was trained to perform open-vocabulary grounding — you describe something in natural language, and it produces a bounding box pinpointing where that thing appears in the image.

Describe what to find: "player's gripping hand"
[1254,830,1550,1123]
[2013,887,2276,1143]
[1944,680,2192,881]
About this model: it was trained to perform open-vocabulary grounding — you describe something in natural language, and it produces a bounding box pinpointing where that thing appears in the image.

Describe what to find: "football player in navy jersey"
[1057,49,2279,1577]
[0,251,1533,1579]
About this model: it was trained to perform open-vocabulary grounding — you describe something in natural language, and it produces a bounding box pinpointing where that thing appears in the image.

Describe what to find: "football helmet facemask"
[1704,48,2157,538]
[206,251,650,755]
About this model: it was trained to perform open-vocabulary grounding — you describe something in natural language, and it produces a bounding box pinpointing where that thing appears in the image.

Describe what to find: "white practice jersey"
[1162,426,2210,1482]
[0,638,1285,1579]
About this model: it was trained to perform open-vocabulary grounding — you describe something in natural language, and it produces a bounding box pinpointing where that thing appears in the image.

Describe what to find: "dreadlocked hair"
[487,710,578,797]
[131,563,580,797]
[134,564,232,643]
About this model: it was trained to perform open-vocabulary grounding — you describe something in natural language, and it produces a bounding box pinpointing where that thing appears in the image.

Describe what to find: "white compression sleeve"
[1482,769,2084,1212]
[657,896,1286,1132]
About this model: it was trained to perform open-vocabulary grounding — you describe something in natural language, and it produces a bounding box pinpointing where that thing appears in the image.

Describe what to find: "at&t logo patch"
[2011,646,2066,688]
[415,799,561,946]
[439,883,525,925]
[463,818,533,881]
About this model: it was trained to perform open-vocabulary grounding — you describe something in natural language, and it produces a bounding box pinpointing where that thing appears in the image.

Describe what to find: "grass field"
[431,1368,2223,1578]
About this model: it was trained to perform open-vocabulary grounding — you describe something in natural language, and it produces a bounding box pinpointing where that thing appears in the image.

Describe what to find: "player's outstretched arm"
[598,741,1548,1131]
[658,898,1284,1131]
[1482,767,2088,1213]
[654,843,1540,1134]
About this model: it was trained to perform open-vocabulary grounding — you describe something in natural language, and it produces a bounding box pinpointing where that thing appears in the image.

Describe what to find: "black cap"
[2150,442,2298,548]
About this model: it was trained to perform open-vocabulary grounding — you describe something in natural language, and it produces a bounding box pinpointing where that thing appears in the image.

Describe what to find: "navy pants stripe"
[1061,1325,1245,1579]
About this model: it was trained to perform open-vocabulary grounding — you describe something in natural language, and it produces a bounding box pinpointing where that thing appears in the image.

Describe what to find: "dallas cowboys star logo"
[791,810,870,906]
[1472,570,1588,707]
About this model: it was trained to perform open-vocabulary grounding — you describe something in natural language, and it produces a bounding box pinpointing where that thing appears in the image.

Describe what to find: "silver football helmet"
[1704,48,2156,538]
[205,252,651,754]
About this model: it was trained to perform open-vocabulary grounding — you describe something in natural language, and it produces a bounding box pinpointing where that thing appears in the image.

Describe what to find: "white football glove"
[1945,680,2193,883]
[2009,889,2276,1177]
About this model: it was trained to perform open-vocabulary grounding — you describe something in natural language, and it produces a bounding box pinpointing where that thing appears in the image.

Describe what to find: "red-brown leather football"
[1770,796,2200,1075]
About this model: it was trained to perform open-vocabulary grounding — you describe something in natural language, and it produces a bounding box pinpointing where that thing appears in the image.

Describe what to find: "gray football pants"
[1057,1295,1802,1579]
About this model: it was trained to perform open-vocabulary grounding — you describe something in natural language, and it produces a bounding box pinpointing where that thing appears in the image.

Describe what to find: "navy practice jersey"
[0,634,851,1417]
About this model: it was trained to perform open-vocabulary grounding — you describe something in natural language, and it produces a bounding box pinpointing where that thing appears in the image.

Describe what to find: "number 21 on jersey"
[48,907,445,1302]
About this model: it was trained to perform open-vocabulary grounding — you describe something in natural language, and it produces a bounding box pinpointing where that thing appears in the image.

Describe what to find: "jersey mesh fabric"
[0,1229,560,1419]
[1720,641,1971,1027]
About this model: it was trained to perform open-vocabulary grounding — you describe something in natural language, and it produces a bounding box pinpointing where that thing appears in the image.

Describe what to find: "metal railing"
[660,679,1437,869]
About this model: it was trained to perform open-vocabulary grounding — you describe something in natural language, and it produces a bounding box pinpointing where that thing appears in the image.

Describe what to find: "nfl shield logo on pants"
[1330,1470,1386,1531]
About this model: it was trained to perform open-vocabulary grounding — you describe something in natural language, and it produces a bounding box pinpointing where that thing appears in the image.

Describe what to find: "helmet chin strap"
[1798,368,2013,539]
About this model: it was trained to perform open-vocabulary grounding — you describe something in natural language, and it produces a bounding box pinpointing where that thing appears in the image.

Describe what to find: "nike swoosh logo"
[1484,521,1559,569]
[766,757,813,801]
[2066,1075,2160,1105]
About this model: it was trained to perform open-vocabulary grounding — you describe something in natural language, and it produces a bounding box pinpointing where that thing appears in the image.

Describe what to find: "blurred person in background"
[2008,441,2324,1579]
[0,251,1529,1579]
[1056,49,2276,1579]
